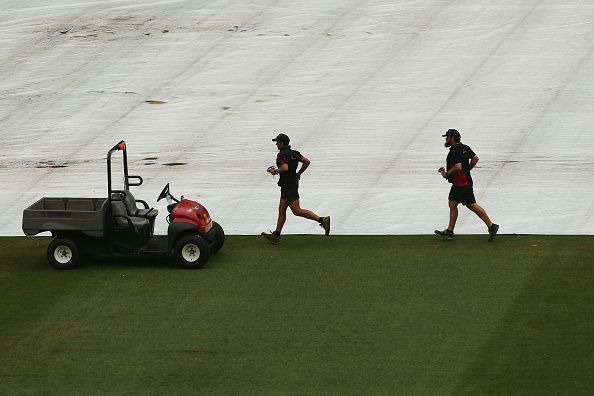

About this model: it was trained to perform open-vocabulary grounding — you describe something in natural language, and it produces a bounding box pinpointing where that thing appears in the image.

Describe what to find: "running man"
[261,133,330,243]
[435,129,499,241]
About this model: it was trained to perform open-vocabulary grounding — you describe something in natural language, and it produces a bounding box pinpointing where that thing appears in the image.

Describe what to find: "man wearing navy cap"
[261,133,330,243]
[435,129,499,241]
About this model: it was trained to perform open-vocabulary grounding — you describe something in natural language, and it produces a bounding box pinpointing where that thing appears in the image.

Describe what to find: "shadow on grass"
[81,254,175,269]
[454,240,594,394]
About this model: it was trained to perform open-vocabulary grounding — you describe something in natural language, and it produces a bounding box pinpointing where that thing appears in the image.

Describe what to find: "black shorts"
[449,185,476,206]
[280,185,299,204]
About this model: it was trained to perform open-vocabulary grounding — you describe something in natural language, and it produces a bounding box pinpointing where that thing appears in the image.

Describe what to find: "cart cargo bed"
[22,197,107,236]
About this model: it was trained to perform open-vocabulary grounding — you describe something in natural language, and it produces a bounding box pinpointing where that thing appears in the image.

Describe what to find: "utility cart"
[22,141,224,269]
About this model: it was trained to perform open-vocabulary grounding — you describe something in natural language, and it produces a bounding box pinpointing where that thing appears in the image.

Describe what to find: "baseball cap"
[272,133,290,144]
[442,129,461,138]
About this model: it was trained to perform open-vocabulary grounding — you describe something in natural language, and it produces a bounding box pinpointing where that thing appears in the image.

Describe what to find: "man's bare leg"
[435,200,458,239]
[276,199,289,232]
[466,203,493,228]
[448,200,459,231]
[289,200,331,235]
[467,203,499,241]
[262,199,289,243]
[288,200,319,221]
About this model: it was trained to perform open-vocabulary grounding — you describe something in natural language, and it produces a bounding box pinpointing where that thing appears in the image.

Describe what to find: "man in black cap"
[261,133,330,243]
[435,129,499,241]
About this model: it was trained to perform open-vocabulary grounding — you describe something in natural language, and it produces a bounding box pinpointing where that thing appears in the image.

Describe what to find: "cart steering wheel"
[158,183,179,203]
[157,183,170,202]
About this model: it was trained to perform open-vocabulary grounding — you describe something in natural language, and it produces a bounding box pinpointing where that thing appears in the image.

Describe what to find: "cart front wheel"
[174,235,210,269]
[47,238,80,270]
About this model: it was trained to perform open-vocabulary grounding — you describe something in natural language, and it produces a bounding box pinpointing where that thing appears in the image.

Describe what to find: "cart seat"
[123,190,158,219]
[111,200,150,231]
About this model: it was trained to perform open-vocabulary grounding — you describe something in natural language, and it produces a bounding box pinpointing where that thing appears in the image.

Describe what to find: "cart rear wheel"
[47,238,80,270]
[211,222,225,254]
[174,235,210,269]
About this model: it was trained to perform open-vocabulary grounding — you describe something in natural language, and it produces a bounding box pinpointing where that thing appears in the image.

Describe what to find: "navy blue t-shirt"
[276,147,302,187]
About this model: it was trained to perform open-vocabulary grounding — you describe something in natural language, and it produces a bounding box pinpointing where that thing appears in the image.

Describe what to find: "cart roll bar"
[107,140,144,198]
[107,141,125,196]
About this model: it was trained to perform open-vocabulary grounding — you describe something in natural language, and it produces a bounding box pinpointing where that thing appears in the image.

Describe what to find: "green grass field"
[1,235,593,394]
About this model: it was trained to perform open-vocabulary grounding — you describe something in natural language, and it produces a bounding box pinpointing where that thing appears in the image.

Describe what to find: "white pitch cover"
[1,0,594,235]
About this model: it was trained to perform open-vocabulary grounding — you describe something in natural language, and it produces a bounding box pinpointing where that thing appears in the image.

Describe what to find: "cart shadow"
[82,254,178,269]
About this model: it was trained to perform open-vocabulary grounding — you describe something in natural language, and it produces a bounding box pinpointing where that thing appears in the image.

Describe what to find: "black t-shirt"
[276,147,302,187]
[446,143,475,187]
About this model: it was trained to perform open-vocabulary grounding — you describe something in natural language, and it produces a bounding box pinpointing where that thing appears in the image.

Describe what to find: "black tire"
[174,235,210,269]
[210,221,225,255]
[47,237,80,270]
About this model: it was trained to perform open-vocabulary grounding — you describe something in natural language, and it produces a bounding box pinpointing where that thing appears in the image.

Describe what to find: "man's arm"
[442,163,462,179]
[469,155,479,170]
[274,163,289,175]
[297,156,310,177]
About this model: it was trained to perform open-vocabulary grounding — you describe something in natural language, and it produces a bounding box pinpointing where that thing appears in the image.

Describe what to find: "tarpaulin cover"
[2,0,594,235]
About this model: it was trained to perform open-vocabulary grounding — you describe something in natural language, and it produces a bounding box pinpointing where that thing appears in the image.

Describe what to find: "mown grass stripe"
[0,235,592,394]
